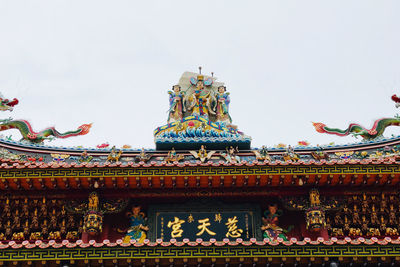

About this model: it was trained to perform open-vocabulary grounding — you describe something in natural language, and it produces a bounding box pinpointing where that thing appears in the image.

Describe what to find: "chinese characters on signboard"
[156,211,253,241]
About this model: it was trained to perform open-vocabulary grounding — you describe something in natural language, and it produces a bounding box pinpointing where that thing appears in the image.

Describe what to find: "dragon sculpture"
[313,95,400,140]
[312,118,400,140]
[0,93,91,143]
[0,95,19,111]
[0,118,91,143]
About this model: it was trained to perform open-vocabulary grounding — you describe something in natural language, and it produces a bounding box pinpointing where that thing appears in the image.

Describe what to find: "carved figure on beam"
[122,205,149,243]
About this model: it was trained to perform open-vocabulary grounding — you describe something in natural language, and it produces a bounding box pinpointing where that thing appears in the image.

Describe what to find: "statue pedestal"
[154,116,251,150]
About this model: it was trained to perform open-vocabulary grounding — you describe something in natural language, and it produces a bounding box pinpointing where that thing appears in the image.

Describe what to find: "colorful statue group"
[167,70,232,125]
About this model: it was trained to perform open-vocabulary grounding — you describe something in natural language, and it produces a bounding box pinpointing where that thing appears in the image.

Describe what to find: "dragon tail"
[41,123,92,139]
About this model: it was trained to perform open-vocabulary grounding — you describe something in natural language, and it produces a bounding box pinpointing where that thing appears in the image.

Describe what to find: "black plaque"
[147,201,262,241]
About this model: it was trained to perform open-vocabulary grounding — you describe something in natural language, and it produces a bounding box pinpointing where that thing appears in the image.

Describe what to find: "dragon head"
[0,98,19,112]
[312,122,327,133]
[78,123,92,136]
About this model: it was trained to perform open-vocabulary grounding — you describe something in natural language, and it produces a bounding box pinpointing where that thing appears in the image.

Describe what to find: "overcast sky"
[1,1,400,149]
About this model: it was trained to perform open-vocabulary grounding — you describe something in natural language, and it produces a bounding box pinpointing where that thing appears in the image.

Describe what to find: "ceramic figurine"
[189,145,216,163]
[165,147,184,163]
[107,146,122,163]
[221,146,240,163]
[168,85,185,123]
[252,146,271,161]
[78,151,93,163]
[123,205,149,243]
[136,148,151,163]
[261,204,290,241]
[283,145,299,162]
[215,86,231,124]
[186,74,215,119]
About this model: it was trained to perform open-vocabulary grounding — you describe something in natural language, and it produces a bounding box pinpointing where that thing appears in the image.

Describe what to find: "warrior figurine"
[107,146,122,163]
[261,204,291,241]
[168,85,185,123]
[221,146,240,163]
[165,147,184,163]
[136,148,151,163]
[123,205,149,243]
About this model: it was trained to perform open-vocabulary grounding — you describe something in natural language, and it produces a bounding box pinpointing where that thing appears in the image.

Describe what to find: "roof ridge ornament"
[313,94,400,140]
[0,92,91,144]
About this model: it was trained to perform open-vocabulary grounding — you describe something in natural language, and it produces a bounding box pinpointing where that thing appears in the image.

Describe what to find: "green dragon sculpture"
[0,93,91,143]
[313,95,400,140]
[313,117,400,140]
[0,118,92,143]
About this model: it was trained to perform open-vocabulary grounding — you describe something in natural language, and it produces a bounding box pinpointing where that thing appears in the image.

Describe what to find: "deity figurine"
[283,145,300,162]
[107,146,122,163]
[22,198,29,218]
[78,151,93,163]
[361,193,369,213]
[352,205,361,225]
[88,192,99,211]
[13,209,21,228]
[67,214,76,229]
[389,204,397,225]
[168,85,185,123]
[40,197,47,218]
[4,221,12,239]
[252,146,271,161]
[3,198,10,217]
[49,209,58,229]
[135,148,151,163]
[380,215,387,233]
[123,205,149,243]
[31,208,40,229]
[215,86,232,124]
[361,215,369,233]
[370,205,379,225]
[23,220,30,237]
[261,204,290,241]
[189,145,216,163]
[165,147,184,163]
[221,146,240,163]
[334,213,343,225]
[186,75,215,119]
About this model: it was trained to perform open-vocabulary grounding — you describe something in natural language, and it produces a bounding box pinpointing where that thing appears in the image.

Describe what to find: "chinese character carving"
[196,218,216,236]
[214,213,222,223]
[225,216,243,238]
[167,217,185,238]
[187,214,194,223]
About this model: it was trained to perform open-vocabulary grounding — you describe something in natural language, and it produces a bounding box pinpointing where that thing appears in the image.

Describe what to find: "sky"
[0,1,400,149]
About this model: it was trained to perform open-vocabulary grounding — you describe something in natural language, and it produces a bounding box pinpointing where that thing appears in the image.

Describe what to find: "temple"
[0,70,400,266]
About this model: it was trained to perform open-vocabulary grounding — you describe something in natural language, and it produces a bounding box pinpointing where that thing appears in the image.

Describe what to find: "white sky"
[1,1,400,149]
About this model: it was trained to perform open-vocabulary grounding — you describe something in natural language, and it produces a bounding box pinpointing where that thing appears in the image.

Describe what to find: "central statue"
[155,68,251,150]
[185,73,215,119]
[166,68,231,124]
